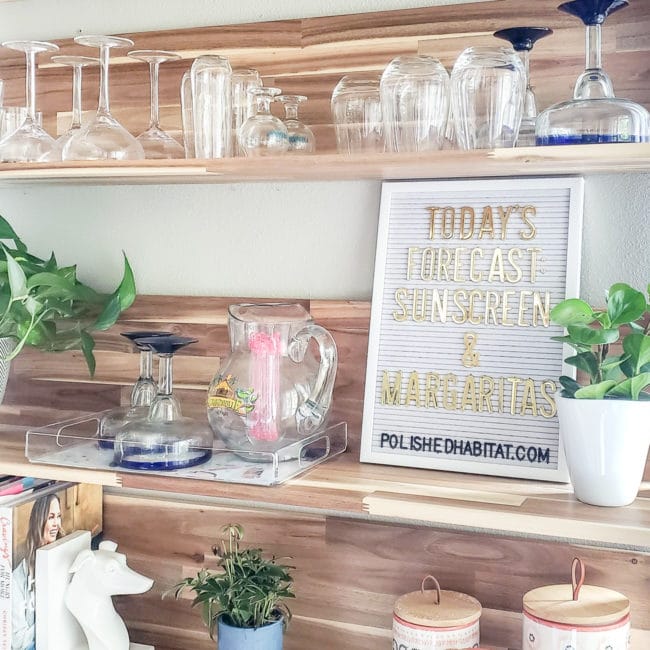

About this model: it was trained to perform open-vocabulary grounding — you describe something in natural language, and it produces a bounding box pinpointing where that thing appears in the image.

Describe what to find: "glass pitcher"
[207,303,338,453]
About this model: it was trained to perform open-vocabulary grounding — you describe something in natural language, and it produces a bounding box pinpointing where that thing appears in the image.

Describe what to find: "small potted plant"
[169,523,295,650]
[0,213,135,396]
[551,282,650,506]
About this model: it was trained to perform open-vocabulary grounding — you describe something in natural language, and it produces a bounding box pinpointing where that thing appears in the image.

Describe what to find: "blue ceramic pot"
[217,616,283,650]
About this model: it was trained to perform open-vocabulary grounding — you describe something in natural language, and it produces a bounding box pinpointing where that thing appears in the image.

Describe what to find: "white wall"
[0,0,648,302]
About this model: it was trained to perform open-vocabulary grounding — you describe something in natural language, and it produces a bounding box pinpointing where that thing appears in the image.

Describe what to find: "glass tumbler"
[231,68,261,156]
[450,46,526,150]
[331,75,384,154]
[380,55,449,152]
[190,55,232,158]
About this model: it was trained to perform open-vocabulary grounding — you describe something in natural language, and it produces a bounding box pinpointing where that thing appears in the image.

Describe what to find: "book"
[0,481,103,650]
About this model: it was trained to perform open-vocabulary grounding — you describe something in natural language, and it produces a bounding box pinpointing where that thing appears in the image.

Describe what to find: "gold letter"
[404,371,421,406]
[539,380,557,417]
[470,247,484,282]
[381,370,402,405]
[393,288,408,321]
[506,248,523,283]
[406,247,420,281]
[460,207,475,240]
[520,205,537,240]
[479,206,495,239]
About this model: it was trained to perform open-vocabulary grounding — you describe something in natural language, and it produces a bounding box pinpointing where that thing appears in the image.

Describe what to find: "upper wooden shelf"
[0,144,648,185]
[1,425,648,553]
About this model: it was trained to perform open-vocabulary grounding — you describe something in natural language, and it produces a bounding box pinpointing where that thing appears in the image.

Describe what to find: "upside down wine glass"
[128,50,185,159]
[0,40,59,162]
[494,27,553,146]
[62,35,145,160]
[239,87,289,156]
[113,336,213,470]
[98,331,172,448]
[50,55,99,159]
[277,94,315,153]
[536,0,649,145]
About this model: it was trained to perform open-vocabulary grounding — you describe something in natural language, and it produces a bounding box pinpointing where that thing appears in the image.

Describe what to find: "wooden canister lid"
[523,558,630,626]
[394,575,482,628]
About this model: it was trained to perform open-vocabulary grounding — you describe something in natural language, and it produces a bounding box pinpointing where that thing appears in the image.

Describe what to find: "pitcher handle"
[288,324,338,435]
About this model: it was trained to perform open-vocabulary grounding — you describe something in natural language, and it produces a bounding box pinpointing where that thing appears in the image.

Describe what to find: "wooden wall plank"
[102,494,650,650]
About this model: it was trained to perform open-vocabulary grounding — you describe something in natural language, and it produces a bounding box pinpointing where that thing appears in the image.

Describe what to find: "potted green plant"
[169,523,295,650]
[551,282,650,506]
[0,213,136,396]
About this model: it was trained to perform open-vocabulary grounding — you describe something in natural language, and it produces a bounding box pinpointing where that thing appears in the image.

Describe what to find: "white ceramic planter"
[556,394,650,506]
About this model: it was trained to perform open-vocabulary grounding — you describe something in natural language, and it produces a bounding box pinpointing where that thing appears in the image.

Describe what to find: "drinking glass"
[62,35,144,161]
[380,55,449,152]
[239,87,289,156]
[231,68,261,156]
[494,27,553,146]
[180,70,194,158]
[113,336,214,471]
[50,55,99,160]
[129,49,185,159]
[277,94,315,153]
[0,40,59,162]
[331,74,384,154]
[191,55,232,159]
[536,0,649,145]
[450,46,526,150]
[98,331,172,448]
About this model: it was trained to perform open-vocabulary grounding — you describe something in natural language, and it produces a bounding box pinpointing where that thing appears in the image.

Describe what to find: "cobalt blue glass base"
[116,445,212,470]
[537,133,649,145]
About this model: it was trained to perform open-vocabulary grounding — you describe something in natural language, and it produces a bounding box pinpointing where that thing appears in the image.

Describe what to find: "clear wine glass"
[493,27,553,146]
[62,35,145,161]
[113,336,213,470]
[98,330,172,449]
[128,49,185,159]
[239,87,289,156]
[536,0,649,145]
[180,70,194,158]
[0,40,59,162]
[277,94,315,153]
[50,55,99,160]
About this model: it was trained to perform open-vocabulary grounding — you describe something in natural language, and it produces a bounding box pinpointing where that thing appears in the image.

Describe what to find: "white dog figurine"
[65,540,153,650]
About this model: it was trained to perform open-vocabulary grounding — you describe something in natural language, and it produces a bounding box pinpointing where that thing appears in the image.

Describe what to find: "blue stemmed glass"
[536,0,649,145]
[113,336,213,470]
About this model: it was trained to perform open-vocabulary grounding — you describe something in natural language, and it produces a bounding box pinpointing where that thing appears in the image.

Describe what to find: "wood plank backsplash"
[0,0,648,153]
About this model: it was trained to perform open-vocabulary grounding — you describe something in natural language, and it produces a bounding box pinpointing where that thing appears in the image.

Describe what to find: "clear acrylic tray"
[25,411,347,486]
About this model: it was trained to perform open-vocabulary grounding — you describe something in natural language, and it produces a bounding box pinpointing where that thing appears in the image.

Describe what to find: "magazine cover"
[0,480,102,650]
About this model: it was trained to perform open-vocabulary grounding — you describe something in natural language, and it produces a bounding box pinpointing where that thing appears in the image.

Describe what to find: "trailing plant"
[0,213,136,375]
[169,523,295,636]
[551,282,650,400]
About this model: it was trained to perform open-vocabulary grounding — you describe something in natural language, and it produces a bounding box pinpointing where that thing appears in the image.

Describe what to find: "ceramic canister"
[522,558,631,650]
[393,575,482,650]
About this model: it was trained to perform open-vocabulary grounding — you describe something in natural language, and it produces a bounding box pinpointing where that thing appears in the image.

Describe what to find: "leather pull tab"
[421,574,442,606]
[571,557,586,601]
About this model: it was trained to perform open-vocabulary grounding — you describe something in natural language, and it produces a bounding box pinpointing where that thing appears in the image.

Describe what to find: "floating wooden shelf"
[0,143,648,185]
[1,425,648,553]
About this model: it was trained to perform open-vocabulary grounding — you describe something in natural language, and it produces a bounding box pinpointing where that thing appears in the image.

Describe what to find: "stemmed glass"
[128,50,185,159]
[50,55,99,159]
[239,87,289,156]
[62,35,145,161]
[0,40,59,162]
[494,27,553,146]
[277,95,315,153]
[113,335,214,470]
[98,330,171,449]
[536,0,649,145]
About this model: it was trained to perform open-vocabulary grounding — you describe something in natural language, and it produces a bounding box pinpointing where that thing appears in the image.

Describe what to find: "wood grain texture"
[101,493,650,650]
[0,1,647,154]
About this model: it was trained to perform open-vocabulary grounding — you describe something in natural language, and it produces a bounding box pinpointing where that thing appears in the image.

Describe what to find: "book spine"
[0,505,12,650]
